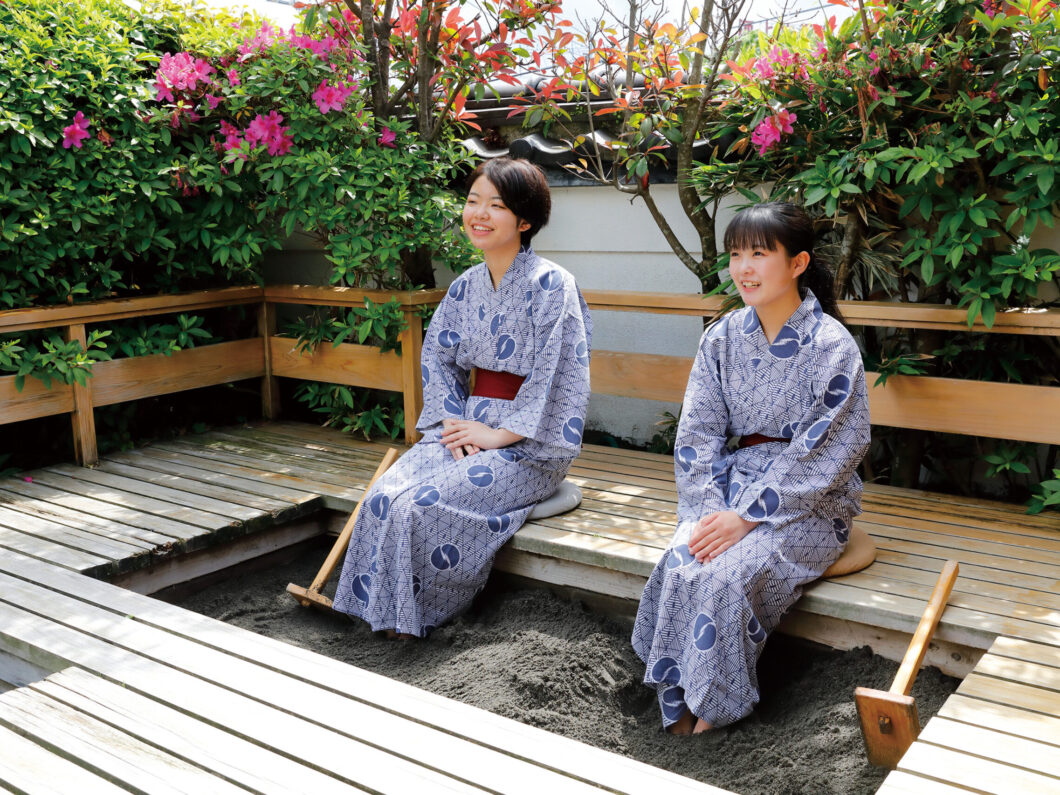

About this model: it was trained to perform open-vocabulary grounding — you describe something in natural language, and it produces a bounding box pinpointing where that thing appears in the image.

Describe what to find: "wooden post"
[258,302,281,420]
[64,324,98,466]
[399,307,423,445]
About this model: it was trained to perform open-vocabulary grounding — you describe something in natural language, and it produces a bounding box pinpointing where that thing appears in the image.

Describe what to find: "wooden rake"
[854,559,960,768]
[286,447,400,611]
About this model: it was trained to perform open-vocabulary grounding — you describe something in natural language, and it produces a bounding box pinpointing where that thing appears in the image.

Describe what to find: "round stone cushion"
[822,524,877,578]
[527,479,583,519]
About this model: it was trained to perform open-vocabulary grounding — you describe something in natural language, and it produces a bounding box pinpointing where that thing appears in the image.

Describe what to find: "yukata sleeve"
[415,279,470,434]
[497,270,592,457]
[731,335,870,527]
[675,321,733,530]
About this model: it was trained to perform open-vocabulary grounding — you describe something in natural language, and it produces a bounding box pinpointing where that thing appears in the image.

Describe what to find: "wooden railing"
[1,285,1058,469]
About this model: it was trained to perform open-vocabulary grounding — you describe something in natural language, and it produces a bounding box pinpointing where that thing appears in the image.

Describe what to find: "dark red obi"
[738,433,791,449]
[471,367,525,400]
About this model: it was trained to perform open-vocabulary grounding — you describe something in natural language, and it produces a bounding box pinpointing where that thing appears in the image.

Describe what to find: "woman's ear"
[518,219,531,233]
[791,251,810,278]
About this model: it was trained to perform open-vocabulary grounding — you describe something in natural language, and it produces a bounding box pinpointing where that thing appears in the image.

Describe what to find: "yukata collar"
[745,289,824,356]
[488,245,537,292]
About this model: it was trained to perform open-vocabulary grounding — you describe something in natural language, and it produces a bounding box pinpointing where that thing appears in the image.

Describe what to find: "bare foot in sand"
[667,711,695,735]
[693,718,712,734]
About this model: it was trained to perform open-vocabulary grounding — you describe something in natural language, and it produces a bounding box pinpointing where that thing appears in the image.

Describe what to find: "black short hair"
[467,157,551,246]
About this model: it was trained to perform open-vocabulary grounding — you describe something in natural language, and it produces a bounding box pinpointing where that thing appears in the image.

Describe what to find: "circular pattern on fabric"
[467,464,495,487]
[769,325,801,359]
[487,514,512,534]
[780,421,798,439]
[443,393,464,415]
[651,656,682,685]
[692,613,718,651]
[666,544,694,569]
[477,303,487,321]
[421,364,430,389]
[368,492,391,521]
[562,416,584,445]
[412,485,441,507]
[832,517,850,543]
[709,458,728,487]
[524,289,535,318]
[675,445,698,473]
[575,340,590,368]
[660,686,686,722]
[430,543,461,570]
[750,357,762,369]
[498,448,525,463]
[747,615,767,644]
[368,544,378,574]
[741,311,759,335]
[823,374,851,410]
[412,574,421,596]
[495,334,516,361]
[804,419,831,451]
[746,486,780,519]
[490,313,506,336]
[725,478,743,504]
[437,329,461,349]
[447,279,466,301]
[351,573,372,604]
[538,269,562,291]
[472,400,491,422]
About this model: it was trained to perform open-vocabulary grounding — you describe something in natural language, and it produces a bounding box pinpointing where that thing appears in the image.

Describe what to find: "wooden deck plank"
[987,635,1060,668]
[0,549,727,795]
[938,694,1060,747]
[105,448,321,505]
[958,673,1060,717]
[32,669,359,795]
[154,440,368,502]
[48,464,262,524]
[93,459,296,514]
[0,525,111,571]
[897,738,1057,794]
[918,716,1060,777]
[0,722,129,795]
[0,600,493,794]
[972,653,1060,691]
[0,504,147,559]
[0,478,207,539]
[871,548,1058,596]
[0,574,687,795]
[875,770,976,794]
[0,688,249,795]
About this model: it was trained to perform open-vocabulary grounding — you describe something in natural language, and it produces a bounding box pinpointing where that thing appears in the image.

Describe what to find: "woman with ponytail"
[632,202,870,734]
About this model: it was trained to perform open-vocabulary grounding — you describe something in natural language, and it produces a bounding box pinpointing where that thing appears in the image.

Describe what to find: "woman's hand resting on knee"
[688,511,758,562]
[441,419,524,460]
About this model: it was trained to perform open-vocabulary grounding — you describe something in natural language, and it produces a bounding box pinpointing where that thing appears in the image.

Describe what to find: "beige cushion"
[822,524,876,578]
[527,479,582,519]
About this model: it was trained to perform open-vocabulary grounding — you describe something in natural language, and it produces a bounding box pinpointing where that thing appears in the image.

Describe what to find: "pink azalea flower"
[219,120,244,152]
[244,111,292,156]
[983,0,999,17]
[267,130,294,156]
[312,79,354,114]
[227,69,241,87]
[751,117,782,156]
[62,111,90,149]
[154,52,215,102]
[815,42,828,59]
[377,126,397,148]
[206,94,222,111]
[773,109,797,134]
[23,476,32,483]
[866,85,880,101]
[754,58,775,80]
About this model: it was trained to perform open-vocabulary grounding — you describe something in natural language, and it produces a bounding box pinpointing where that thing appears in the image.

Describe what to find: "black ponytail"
[723,202,845,323]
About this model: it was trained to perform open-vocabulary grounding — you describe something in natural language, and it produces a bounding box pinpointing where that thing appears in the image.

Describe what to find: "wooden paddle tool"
[854,559,960,768]
[287,447,400,611]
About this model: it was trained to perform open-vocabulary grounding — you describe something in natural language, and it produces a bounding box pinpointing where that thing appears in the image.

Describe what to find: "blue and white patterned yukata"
[333,247,592,636]
[632,290,870,728]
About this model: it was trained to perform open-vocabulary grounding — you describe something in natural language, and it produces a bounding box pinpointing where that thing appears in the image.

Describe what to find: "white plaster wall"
[532,185,713,444]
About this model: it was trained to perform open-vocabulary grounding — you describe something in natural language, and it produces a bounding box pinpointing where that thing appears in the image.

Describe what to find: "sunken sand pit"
[175,543,959,795]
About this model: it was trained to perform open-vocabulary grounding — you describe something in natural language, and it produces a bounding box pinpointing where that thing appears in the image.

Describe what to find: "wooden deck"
[0,421,1057,794]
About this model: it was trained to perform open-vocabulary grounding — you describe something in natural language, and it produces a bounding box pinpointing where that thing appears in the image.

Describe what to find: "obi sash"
[471,367,525,400]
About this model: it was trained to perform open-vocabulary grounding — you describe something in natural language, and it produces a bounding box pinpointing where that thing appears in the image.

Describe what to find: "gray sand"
[176,544,959,794]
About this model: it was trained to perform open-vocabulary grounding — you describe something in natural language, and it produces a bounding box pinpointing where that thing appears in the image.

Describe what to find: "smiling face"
[728,242,809,316]
[462,175,531,260]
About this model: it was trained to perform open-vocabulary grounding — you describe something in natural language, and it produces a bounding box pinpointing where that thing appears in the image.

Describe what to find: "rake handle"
[890,559,959,697]
[308,447,400,594]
